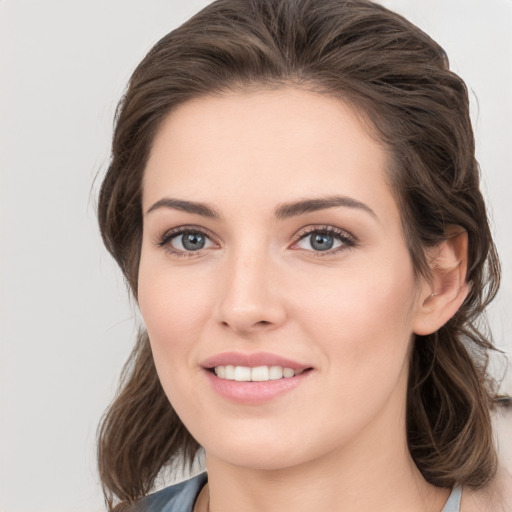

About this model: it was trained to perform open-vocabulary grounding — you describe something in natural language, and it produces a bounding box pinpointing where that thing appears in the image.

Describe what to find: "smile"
[213,365,305,382]
[201,352,314,403]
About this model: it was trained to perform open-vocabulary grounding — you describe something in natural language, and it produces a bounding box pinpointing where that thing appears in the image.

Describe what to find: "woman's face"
[138,88,429,470]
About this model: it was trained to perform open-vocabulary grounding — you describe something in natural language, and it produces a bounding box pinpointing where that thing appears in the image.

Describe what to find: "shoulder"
[130,473,207,512]
[461,467,512,512]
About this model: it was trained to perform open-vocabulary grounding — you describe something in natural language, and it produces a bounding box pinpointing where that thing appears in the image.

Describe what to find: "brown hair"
[97,0,503,509]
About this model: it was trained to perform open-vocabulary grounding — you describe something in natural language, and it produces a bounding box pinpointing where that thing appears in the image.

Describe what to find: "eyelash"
[292,225,357,256]
[157,225,357,258]
[157,226,218,258]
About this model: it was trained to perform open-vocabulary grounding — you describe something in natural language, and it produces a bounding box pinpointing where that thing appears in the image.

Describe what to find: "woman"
[97,0,510,510]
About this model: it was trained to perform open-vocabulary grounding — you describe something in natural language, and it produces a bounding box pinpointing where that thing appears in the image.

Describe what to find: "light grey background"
[0,1,510,511]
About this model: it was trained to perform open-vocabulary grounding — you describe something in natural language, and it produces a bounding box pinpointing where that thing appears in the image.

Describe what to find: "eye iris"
[182,233,205,250]
[310,233,334,251]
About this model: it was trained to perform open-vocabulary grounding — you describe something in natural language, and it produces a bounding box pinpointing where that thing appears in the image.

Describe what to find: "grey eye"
[172,232,209,251]
[295,230,346,252]
[183,233,205,250]
[310,233,334,251]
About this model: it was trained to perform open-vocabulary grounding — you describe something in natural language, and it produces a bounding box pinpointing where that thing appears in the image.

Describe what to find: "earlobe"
[413,227,470,335]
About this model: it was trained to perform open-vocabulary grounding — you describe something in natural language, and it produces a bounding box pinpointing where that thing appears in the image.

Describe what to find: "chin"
[207,443,309,471]
[199,423,340,472]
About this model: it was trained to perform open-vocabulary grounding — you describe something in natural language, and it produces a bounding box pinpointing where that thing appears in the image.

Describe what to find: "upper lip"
[200,351,311,371]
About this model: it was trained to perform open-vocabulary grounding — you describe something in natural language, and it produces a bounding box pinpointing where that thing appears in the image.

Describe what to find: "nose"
[214,249,287,335]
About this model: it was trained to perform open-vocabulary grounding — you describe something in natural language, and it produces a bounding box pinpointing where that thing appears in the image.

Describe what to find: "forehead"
[143,87,395,219]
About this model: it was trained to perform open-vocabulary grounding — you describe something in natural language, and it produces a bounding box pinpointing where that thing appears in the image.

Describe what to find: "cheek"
[291,254,418,387]
[137,272,208,430]
[137,256,216,370]
[279,269,417,454]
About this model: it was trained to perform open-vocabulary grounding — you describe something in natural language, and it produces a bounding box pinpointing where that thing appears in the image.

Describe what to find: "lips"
[200,351,311,371]
[200,352,314,404]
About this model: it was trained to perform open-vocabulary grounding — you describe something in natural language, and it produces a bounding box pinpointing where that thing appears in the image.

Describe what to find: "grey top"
[132,473,207,512]
[133,473,462,512]
[442,486,463,512]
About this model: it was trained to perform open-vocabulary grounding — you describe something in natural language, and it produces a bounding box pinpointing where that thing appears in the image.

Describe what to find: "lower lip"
[203,369,312,404]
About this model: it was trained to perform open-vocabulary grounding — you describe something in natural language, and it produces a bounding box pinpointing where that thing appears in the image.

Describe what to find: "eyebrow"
[146,198,221,219]
[146,195,376,220]
[274,195,376,219]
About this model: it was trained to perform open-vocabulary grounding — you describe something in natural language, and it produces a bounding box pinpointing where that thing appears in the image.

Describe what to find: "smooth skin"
[138,88,472,512]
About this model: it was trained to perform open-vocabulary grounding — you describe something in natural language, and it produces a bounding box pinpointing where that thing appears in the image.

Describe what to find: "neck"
[203,398,449,512]
[205,448,447,512]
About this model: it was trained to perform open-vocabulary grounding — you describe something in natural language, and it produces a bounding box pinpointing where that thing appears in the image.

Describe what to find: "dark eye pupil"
[182,233,206,250]
[311,233,334,251]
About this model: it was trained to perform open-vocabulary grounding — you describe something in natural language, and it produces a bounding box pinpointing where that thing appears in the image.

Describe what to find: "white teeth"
[283,368,294,378]
[225,365,235,379]
[269,366,283,380]
[251,366,269,381]
[234,366,251,381]
[213,365,304,382]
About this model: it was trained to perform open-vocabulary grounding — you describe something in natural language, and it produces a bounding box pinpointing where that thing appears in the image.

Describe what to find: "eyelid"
[156,225,219,256]
[290,225,357,254]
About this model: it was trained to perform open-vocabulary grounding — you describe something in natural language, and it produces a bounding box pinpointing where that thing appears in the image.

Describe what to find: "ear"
[413,226,470,336]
